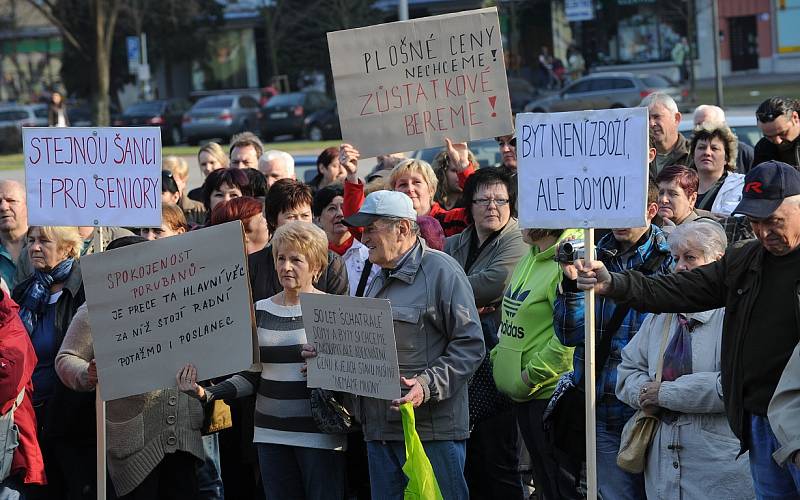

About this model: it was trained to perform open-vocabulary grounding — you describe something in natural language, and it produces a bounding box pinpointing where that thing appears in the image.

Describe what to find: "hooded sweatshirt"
[490,229,580,402]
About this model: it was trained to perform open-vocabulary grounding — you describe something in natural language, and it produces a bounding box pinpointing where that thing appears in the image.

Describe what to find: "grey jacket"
[361,240,484,442]
[769,341,800,465]
[444,218,526,311]
[55,305,205,496]
[617,310,754,500]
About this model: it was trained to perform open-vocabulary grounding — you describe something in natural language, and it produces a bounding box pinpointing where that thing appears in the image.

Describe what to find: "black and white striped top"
[206,297,345,450]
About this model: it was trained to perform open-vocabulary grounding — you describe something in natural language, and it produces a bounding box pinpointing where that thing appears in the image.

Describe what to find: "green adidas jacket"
[490,229,580,401]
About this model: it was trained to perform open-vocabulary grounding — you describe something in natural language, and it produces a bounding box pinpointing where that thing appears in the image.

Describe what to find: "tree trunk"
[94,0,119,126]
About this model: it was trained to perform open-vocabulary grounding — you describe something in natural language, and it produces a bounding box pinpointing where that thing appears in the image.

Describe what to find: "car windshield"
[0,110,27,121]
[642,75,671,88]
[194,97,234,109]
[125,102,163,115]
[266,94,303,107]
[33,108,49,118]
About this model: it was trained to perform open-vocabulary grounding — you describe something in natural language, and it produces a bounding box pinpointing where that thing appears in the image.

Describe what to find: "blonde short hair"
[388,159,438,195]
[162,156,189,180]
[29,226,83,259]
[197,142,230,168]
[270,221,329,279]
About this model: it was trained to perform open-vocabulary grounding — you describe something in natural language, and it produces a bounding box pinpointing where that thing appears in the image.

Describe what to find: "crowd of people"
[0,93,798,500]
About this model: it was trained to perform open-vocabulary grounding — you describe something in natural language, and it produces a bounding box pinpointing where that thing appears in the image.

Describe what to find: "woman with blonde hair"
[178,221,347,499]
[12,226,96,499]
[690,123,744,217]
[189,143,229,202]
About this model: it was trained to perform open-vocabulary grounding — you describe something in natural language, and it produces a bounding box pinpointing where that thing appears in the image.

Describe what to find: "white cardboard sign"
[517,108,649,229]
[80,222,255,401]
[327,7,513,157]
[22,127,162,227]
[302,293,401,400]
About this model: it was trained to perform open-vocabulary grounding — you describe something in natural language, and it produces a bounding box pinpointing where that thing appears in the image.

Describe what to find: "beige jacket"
[768,341,800,465]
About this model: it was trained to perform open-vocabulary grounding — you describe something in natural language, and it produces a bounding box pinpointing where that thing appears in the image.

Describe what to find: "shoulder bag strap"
[355,259,373,298]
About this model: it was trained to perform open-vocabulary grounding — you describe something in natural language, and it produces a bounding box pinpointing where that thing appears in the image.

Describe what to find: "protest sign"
[22,127,161,227]
[81,221,255,401]
[517,107,649,229]
[302,293,400,400]
[327,7,512,157]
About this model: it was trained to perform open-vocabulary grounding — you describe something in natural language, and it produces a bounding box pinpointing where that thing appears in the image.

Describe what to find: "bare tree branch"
[24,0,89,59]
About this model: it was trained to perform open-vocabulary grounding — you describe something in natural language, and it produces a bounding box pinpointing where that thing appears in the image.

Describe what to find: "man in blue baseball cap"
[572,161,800,497]
[306,190,484,499]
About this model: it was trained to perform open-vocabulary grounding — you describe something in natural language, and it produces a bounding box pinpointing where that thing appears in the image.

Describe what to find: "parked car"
[411,138,502,168]
[260,91,331,141]
[679,112,760,147]
[524,73,684,113]
[508,77,538,114]
[304,103,341,141]
[295,155,319,183]
[182,94,262,145]
[0,103,48,128]
[113,99,191,145]
[66,103,93,127]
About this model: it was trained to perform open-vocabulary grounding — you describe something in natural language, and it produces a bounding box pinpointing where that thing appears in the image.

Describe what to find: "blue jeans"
[256,443,345,500]
[197,433,224,500]
[366,440,467,500]
[596,420,646,500]
[748,415,800,499]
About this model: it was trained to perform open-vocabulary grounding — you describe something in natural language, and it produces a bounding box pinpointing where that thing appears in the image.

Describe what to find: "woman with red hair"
[209,197,269,255]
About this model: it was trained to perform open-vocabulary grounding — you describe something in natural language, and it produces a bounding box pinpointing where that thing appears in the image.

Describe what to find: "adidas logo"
[502,284,530,318]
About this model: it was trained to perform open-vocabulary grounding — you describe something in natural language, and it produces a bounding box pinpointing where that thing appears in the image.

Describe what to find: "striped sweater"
[206,298,345,450]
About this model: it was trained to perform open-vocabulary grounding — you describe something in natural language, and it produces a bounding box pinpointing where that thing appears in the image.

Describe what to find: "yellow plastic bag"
[401,403,443,500]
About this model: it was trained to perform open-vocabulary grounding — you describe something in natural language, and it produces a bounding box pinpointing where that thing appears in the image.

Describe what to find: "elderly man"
[229,132,263,169]
[342,190,484,499]
[574,161,800,498]
[0,181,27,289]
[753,97,800,168]
[259,150,296,188]
[694,104,755,173]
[641,93,689,178]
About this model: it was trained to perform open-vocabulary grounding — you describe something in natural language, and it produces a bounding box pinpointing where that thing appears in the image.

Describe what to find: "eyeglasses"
[496,137,516,148]
[473,198,510,207]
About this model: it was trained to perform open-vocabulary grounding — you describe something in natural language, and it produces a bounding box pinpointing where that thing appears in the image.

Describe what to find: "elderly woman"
[690,124,744,217]
[200,168,253,213]
[308,147,344,193]
[341,140,474,236]
[313,184,379,297]
[12,226,96,499]
[179,222,347,500]
[56,236,206,500]
[655,165,710,229]
[140,203,189,241]
[616,221,755,500]
[443,167,527,498]
[189,142,229,202]
[209,197,269,255]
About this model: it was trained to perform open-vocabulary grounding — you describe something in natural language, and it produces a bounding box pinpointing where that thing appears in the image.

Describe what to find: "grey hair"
[693,105,726,127]
[640,93,679,114]
[381,216,420,236]
[260,150,295,176]
[669,220,727,260]
[783,194,800,208]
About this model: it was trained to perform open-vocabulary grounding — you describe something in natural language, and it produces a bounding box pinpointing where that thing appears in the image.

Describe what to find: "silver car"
[0,103,49,128]
[524,73,684,113]
[182,94,262,145]
[679,112,760,147]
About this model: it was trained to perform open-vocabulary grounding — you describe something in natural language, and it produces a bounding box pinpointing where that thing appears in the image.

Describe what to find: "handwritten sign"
[80,222,255,401]
[22,127,162,227]
[302,293,400,400]
[517,108,649,229]
[328,7,512,157]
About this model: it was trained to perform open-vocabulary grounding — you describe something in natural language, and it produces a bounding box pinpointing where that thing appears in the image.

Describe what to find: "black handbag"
[468,315,512,430]
[310,389,358,434]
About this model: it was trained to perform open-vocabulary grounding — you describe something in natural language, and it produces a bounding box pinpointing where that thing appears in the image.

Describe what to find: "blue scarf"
[18,258,74,334]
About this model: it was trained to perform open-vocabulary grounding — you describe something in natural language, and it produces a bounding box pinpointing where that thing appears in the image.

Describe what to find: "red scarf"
[329,235,355,256]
